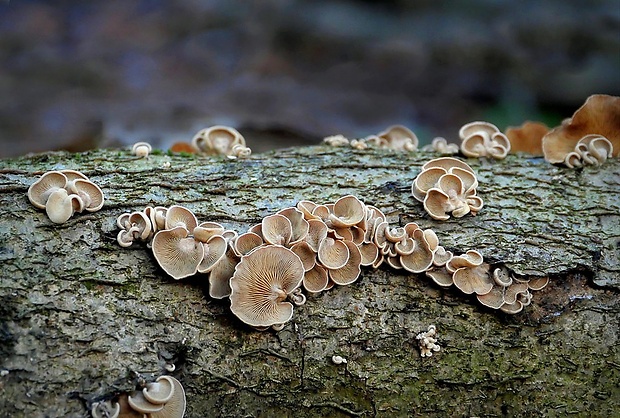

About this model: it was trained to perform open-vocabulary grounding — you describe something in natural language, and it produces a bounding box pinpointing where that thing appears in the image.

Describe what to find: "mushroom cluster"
[91,375,186,418]
[191,125,252,159]
[117,206,167,247]
[425,250,549,313]
[421,137,459,154]
[459,121,511,159]
[412,157,483,220]
[416,325,440,357]
[323,124,419,152]
[28,170,104,223]
[542,94,619,167]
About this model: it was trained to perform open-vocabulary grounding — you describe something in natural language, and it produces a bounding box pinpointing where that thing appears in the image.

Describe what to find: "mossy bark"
[0,147,618,417]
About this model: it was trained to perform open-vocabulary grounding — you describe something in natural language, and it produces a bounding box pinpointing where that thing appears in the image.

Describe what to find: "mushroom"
[542,94,620,164]
[191,125,247,157]
[127,392,164,414]
[150,376,186,418]
[91,399,121,418]
[476,285,505,310]
[164,205,198,232]
[376,125,419,151]
[45,188,84,224]
[303,264,329,293]
[142,375,175,405]
[208,244,240,299]
[459,121,511,159]
[132,142,152,158]
[152,226,204,280]
[448,251,493,295]
[27,171,68,209]
[421,137,459,154]
[505,121,549,155]
[329,240,362,285]
[229,245,305,328]
[69,178,105,212]
[328,195,366,228]
[317,237,350,270]
[233,232,264,257]
[197,235,228,274]
[564,134,614,168]
[276,207,310,245]
[323,134,350,147]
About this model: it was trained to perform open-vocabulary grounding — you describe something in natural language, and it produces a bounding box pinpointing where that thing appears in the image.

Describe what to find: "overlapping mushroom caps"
[117,206,168,247]
[412,157,483,220]
[91,375,186,418]
[191,125,251,159]
[28,170,104,223]
[542,94,620,166]
[421,137,459,154]
[459,121,511,159]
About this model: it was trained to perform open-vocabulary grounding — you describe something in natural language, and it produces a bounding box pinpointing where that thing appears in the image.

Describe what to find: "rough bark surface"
[0,147,618,418]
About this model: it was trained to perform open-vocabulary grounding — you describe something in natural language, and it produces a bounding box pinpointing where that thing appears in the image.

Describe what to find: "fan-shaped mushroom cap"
[432,246,453,267]
[144,206,168,232]
[476,285,505,309]
[422,157,475,174]
[132,141,152,158]
[296,200,318,219]
[305,219,329,252]
[118,211,151,243]
[28,171,68,209]
[459,121,500,139]
[504,281,529,305]
[358,242,380,266]
[528,276,550,291]
[542,94,620,163]
[150,376,186,418]
[447,250,484,271]
[208,247,239,299]
[233,232,264,257]
[290,241,316,271]
[329,241,362,285]
[261,214,293,246]
[412,167,446,202]
[492,267,513,287]
[68,179,104,211]
[400,229,434,273]
[164,205,198,232]
[453,263,493,295]
[152,226,203,280]
[303,264,329,293]
[197,235,227,273]
[193,221,225,243]
[459,121,511,159]
[500,300,524,314]
[425,136,460,154]
[128,391,164,414]
[505,121,549,155]
[377,125,419,151]
[229,245,304,328]
[143,376,175,405]
[329,195,366,228]
[423,188,452,221]
[45,188,82,224]
[277,207,309,244]
[317,237,350,270]
[192,125,245,155]
[426,267,454,287]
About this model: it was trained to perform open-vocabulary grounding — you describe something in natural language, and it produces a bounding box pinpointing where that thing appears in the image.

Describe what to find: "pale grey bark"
[0,147,618,417]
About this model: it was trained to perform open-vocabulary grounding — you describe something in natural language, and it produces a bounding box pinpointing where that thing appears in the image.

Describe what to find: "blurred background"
[1,0,619,157]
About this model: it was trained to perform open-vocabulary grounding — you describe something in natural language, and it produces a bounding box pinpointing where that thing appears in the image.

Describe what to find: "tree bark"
[0,146,618,417]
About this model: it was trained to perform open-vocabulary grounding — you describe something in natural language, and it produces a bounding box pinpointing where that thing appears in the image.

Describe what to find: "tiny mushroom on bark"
[459,121,511,159]
[229,245,305,328]
[192,125,249,158]
[132,142,152,158]
[376,125,419,151]
[28,171,68,209]
[422,137,459,154]
[542,94,620,164]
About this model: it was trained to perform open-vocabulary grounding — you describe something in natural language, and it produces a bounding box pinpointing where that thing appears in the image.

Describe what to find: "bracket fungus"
[229,245,305,328]
[459,121,511,159]
[28,170,104,224]
[412,157,483,220]
[542,94,620,165]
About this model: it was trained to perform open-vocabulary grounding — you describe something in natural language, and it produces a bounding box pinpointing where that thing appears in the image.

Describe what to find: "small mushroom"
[476,285,505,309]
[422,137,459,154]
[328,195,366,228]
[69,179,104,212]
[164,205,198,232]
[132,142,152,158]
[45,188,83,224]
[317,237,350,270]
[261,214,293,246]
[27,171,68,209]
[197,235,228,274]
[150,376,186,418]
[152,226,204,280]
[192,125,246,156]
[127,391,164,414]
[376,125,419,151]
[142,375,175,405]
[229,245,304,328]
[303,264,329,293]
[329,240,362,285]
[459,121,511,159]
[451,257,493,295]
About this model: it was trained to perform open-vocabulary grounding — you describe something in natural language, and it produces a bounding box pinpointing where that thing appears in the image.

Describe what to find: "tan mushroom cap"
[500,300,524,314]
[426,267,454,287]
[127,211,152,241]
[144,206,168,232]
[165,205,198,232]
[459,121,501,139]
[28,171,68,209]
[152,226,203,279]
[423,188,453,221]
[229,245,304,328]
[459,121,511,159]
[303,264,329,293]
[329,195,366,228]
[476,285,505,309]
[358,242,380,266]
[528,276,550,291]
[412,167,446,202]
[261,214,293,246]
[197,235,228,274]
[504,281,529,304]
[422,157,475,174]
[128,391,164,414]
[68,178,104,211]
[296,200,318,219]
[329,240,362,285]
[150,376,187,418]
[132,141,152,157]
[542,94,620,163]
[208,247,239,299]
[453,263,493,295]
[377,124,419,151]
[193,221,225,243]
[233,232,264,256]
[505,121,549,155]
[290,241,316,271]
[305,219,328,252]
[317,237,350,270]
[192,125,245,155]
[400,229,434,273]
[45,188,82,224]
[143,376,175,405]
[277,207,310,244]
